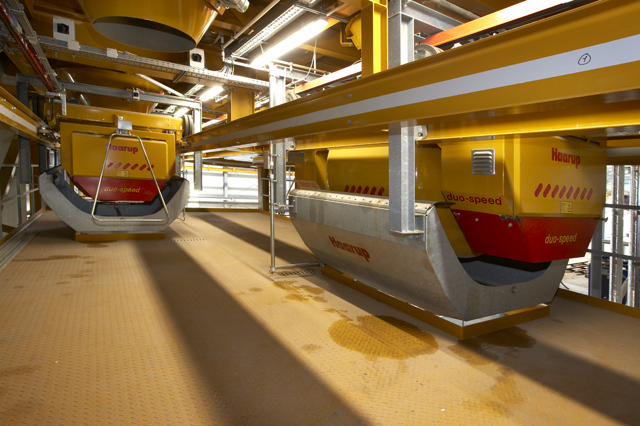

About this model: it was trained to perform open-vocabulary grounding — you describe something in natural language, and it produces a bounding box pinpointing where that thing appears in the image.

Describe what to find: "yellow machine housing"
[296,135,606,263]
[441,136,605,219]
[59,105,182,202]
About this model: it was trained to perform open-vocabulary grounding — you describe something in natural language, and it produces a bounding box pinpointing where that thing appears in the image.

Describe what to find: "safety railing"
[587,165,640,308]
[1,163,44,240]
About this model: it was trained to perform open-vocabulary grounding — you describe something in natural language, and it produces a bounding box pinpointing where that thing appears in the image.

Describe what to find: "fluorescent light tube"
[251,17,327,68]
[199,85,224,102]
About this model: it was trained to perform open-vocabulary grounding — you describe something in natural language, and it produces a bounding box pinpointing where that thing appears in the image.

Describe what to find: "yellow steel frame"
[181,0,640,155]
[0,86,47,142]
[360,0,388,77]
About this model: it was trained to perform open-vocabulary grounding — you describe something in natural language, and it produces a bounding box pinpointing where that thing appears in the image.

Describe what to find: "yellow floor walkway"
[0,211,639,424]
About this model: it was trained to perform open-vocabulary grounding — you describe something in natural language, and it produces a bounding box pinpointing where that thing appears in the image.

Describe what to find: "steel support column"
[388,0,414,68]
[630,165,640,307]
[38,145,48,174]
[193,152,202,191]
[269,64,288,208]
[388,0,459,67]
[193,108,203,191]
[267,65,312,271]
[269,64,288,272]
[258,166,269,211]
[194,152,203,191]
[389,122,418,233]
[16,80,30,185]
[590,215,604,298]
[388,0,418,234]
[17,137,30,184]
[611,165,625,303]
[175,153,183,177]
[222,171,229,199]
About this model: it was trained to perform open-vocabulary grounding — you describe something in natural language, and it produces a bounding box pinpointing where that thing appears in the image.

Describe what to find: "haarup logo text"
[552,147,580,168]
[110,144,139,155]
[328,236,371,262]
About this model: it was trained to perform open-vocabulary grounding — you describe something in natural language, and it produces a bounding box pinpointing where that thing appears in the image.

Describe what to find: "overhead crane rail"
[181,0,640,152]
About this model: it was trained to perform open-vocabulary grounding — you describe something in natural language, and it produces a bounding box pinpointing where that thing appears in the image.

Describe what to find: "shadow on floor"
[449,320,640,424]
[134,238,367,425]
[289,270,640,424]
[199,214,316,265]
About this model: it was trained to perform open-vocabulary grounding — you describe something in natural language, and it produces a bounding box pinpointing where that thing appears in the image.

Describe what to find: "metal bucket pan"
[290,189,566,320]
[39,166,189,234]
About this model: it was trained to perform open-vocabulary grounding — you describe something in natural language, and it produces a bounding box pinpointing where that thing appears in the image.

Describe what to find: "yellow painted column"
[360,0,388,77]
[229,87,255,121]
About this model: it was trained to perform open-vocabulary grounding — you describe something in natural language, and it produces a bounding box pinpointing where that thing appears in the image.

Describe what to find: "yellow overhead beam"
[421,98,640,141]
[0,86,46,142]
[181,0,640,154]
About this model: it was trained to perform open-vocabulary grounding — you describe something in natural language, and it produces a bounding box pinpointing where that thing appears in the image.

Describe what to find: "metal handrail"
[90,131,170,224]
[0,188,39,206]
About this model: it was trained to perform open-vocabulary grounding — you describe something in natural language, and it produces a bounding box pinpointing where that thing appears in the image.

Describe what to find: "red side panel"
[452,209,599,263]
[73,176,167,202]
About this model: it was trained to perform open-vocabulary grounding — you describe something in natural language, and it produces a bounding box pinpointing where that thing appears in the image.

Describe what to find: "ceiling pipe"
[207,0,250,13]
[294,3,348,23]
[223,0,280,50]
[428,0,479,21]
[135,73,184,97]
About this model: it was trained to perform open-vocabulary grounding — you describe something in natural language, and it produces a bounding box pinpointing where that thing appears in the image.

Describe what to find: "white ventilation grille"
[471,149,495,175]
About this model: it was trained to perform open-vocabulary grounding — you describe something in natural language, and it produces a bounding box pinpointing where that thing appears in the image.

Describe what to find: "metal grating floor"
[0,211,639,424]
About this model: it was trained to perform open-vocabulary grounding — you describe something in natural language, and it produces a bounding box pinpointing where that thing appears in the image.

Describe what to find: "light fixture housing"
[251,17,328,68]
[231,2,313,58]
